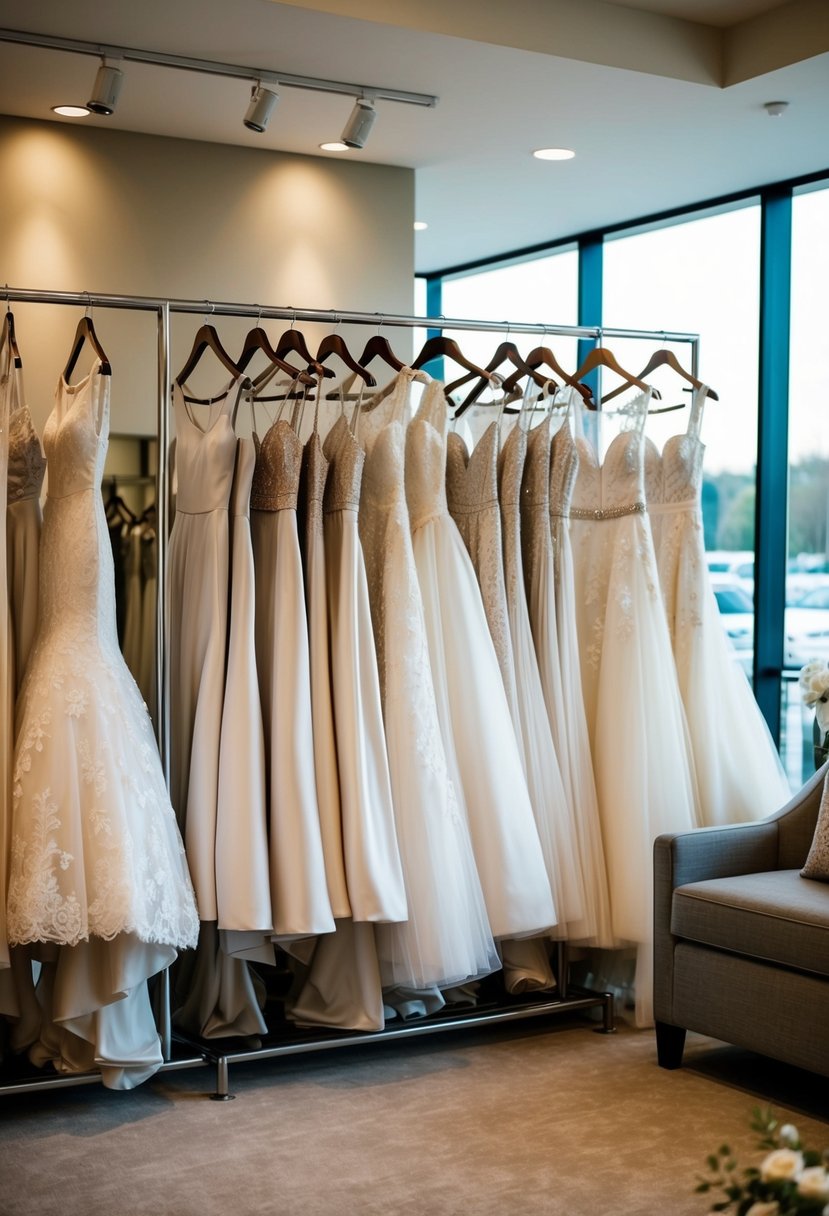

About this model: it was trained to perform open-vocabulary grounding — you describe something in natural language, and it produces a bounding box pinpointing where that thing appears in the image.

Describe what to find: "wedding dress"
[358,369,499,989]
[6,365,45,691]
[407,382,555,940]
[496,415,579,938]
[7,363,198,1085]
[548,394,613,947]
[323,408,406,923]
[644,386,790,824]
[250,407,334,941]
[300,407,351,918]
[570,389,699,1026]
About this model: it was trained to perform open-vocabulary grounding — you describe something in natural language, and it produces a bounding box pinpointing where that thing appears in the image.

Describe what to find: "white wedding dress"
[570,389,699,1026]
[407,383,555,940]
[358,369,499,990]
[644,386,790,824]
[8,364,198,1086]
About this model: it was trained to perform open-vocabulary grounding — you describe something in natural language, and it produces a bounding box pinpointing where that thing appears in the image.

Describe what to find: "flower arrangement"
[697,1108,829,1214]
[799,660,829,769]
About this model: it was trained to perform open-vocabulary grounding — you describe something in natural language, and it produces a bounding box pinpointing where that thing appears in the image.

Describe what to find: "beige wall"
[0,115,415,434]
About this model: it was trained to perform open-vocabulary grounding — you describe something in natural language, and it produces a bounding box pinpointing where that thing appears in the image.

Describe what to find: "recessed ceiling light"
[533,147,575,161]
[319,141,349,152]
[52,105,91,118]
[413,221,428,231]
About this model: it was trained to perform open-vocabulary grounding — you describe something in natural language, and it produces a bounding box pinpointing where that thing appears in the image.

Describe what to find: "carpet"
[1,1017,828,1216]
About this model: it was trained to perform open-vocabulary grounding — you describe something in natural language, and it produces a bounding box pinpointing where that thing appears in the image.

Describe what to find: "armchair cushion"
[671,870,829,978]
[801,773,829,881]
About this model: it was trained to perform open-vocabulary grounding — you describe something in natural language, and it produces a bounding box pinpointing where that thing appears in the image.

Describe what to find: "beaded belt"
[570,501,646,521]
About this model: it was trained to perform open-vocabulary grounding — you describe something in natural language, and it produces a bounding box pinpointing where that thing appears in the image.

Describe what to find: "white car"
[712,583,754,676]
[785,585,829,668]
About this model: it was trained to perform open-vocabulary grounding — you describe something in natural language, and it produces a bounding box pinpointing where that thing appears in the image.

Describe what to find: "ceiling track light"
[244,82,279,132]
[87,57,123,115]
[341,97,377,149]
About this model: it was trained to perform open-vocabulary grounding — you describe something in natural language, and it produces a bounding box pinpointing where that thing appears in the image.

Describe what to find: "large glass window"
[439,249,580,379]
[783,185,829,787]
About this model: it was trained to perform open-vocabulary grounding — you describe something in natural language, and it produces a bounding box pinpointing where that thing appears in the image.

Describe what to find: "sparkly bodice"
[323,415,364,514]
[173,381,238,515]
[405,382,449,531]
[43,371,108,499]
[251,419,302,512]
[643,433,705,508]
[497,422,528,520]
[302,429,328,531]
[571,393,650,520]
[7,401,45,505]
[446,423,500,520]
[549,419,579,519]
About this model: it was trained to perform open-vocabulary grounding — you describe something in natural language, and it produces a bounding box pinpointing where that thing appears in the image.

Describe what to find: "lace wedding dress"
[7,364,198,1085]
[570,389,699,1026]
[645,386,789,824]
[358,369,499,990]
[6,363,45,692]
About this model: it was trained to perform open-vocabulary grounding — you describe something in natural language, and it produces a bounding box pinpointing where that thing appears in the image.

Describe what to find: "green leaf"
[708,1155,720,1172]
[695,1183,711,1193]
[720,1145,732,1156]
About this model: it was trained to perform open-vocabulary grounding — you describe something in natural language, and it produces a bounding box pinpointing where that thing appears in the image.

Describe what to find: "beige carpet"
[2,1017,828,1216]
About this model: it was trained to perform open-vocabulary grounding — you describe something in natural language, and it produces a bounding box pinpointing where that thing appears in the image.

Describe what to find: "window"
[440,249,580,374]
[782,185,829,786]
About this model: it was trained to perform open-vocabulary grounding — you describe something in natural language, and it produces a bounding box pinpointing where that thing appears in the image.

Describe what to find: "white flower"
[760,1148,804,1182]
[779,1123,800,1147]
[799,1167,829,1200]
[800,660,829,704]
[746,1203,780,1216]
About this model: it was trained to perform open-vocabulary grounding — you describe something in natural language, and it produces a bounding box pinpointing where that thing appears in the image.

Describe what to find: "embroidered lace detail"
[323,415,364,514]
[7,399,46,503]
[8,367,199,950]
[251,419,302,511]
[446,423,515,705]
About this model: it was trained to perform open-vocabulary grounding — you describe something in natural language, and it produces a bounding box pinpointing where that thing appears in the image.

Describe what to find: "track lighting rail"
[0,27,439,108]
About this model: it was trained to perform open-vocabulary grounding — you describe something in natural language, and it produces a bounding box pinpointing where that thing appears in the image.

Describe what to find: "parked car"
[712,583,754,676]
[785,584,829,667]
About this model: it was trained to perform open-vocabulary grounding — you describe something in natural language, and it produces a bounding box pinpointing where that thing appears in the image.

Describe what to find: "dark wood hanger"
[1,309,22,369]
[64,315,112,380]
[236,326,315,386]
[601,348,718,405]
[176,323,241,387]
[315,332,376,386]
[501,345,594,405]
[412,335,490,383]
[573,346,659,407]
[357,332,406,374]
[448,342,552,418]
[272,325,335,381]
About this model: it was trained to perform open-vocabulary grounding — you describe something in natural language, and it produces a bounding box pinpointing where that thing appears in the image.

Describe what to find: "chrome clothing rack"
[0,286,700,1098]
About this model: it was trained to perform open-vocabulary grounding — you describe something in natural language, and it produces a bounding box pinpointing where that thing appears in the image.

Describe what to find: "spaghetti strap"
[687,384,709,440]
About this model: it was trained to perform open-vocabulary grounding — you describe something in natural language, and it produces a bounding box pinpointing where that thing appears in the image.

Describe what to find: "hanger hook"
[4,283,9,308]
[84,291,92,319]
[375,312,384,336]
[256,304,263,326]
[289,308,297,332]
[334,311,342,333]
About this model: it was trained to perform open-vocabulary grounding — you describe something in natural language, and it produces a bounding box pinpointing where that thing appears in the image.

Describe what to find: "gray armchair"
[654,762,829,1077]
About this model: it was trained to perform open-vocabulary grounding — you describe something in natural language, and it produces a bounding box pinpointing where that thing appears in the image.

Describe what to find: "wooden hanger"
[412,335,490,382]
[176,323,240,386]
[446,343,545,418]
[236,326,315,386]
[64,314,112,380]
[501,345,593,405]
[601,347,718,405]
[272,323,334,381]
[573,346,659,406]
[357,332,406,374]
[315,331,376,386]
[0,308,22,369]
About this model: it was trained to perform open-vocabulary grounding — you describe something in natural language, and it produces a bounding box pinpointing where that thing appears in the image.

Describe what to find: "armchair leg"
[655,1021,686,1070]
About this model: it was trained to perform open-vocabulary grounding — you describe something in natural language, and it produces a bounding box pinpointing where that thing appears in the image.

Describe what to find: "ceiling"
[0,0,826,273]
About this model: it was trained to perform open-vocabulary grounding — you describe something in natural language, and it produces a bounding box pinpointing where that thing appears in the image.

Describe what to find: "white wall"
[0,115,415,435]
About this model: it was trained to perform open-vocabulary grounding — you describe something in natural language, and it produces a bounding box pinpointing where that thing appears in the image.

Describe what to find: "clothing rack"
[0,286,700,1099]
